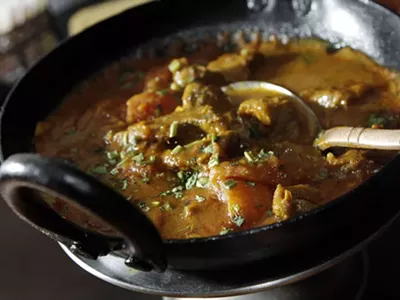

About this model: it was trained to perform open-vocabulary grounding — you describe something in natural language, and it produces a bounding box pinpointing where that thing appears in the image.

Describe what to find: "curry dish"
[35,36,400,239]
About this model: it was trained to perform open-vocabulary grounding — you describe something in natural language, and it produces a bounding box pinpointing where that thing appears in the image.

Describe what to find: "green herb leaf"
[169,121,179,138]
[220,227,233,235]
[232,215,245,227]
[223,179,237,190]
[171,145,184,155]
[106,151,120,160]
[244,151,256,163]
[208,154,219,168]
[168,59,182,73]
[132,153,145,164]
[161,202,172,211]
[196,195,206,202]
[211,134,218,143]
[90,165,107,175]
[245,181,256,187]
[232,203,240,213]
[120,179,129,191]
[196,177,209,188]
[201,144,214,154]
[110,168,119,176]
[185,172,199,190]
[138,201,150,212]
[368,113,387,127]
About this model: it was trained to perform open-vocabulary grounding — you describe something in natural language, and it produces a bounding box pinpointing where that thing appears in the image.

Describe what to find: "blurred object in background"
[0,0,398,91]
[376,0,400,12]
[68,0,151,36]
[0,0,58,86]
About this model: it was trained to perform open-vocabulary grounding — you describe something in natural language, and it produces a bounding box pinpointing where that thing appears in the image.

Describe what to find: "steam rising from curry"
[35,35,400,239]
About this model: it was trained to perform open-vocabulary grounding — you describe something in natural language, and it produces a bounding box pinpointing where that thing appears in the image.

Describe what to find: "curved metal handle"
[0,153,167,272]
[315,127,400,151]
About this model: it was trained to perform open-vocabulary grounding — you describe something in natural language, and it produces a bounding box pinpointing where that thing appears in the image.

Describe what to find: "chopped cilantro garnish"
[201,144,214,154]
[223,179,237,190]
[368,113,387,128]
[196,195,206,202]
[244,151,257,163]
[196,177,209,188]
[90,165,107,175]
[208,154,219,168]
[107,151,119,160]
[220,227,233,235]
[169,121,179,138]
[110,168,119,176]
[232,203,240,213]
[171,145,184,155]
[232,215,245,227]
[185,172,199,190]
[138,201,150,212]
[161,202,172,211]
[120,179,129,191]
[132,153,144,164]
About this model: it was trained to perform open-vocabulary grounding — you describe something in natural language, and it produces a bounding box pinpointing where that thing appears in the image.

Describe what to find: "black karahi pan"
[0,0,400,273]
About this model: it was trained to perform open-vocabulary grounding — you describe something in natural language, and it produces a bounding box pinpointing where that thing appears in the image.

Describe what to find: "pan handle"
[0,153,167,272]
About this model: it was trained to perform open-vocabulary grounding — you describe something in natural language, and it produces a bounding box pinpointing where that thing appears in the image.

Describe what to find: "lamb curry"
[35,36,400,239]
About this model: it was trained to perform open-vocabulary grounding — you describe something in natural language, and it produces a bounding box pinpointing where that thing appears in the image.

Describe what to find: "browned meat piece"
[293,199,317,214]
[237,96,294,126]
[207,53,250,82]
[286,184,322,203]
[300,82,384,109]
[326,150,367,170]
[272,184,293,220]
[111,105,230,146]
[238,96,304,143]
[182,82,232,113]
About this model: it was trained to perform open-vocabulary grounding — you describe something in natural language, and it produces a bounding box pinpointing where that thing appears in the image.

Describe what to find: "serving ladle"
[222,81,400,151]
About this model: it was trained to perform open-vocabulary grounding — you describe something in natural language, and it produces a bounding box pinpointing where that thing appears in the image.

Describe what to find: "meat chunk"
[300,83,383,109]
[285,184,321,204]
[126,91,178,123]
[182,82,232,113]
[113,105,230,146]
[169,57,226,90]
[272,184,293,220]
[238,96,294,127]
[326,150,367,170]
[238,96,303,143]
[168,57,207,89]
[207,53,250,82]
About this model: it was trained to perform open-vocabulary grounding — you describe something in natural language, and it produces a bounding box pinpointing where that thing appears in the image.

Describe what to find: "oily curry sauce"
[35,37,400,239]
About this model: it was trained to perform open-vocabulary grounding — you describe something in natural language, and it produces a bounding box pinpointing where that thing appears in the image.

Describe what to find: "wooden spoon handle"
[315,127,400,151]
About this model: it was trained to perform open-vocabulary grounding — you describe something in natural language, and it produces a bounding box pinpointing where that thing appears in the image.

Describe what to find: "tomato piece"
[126,91,178,123]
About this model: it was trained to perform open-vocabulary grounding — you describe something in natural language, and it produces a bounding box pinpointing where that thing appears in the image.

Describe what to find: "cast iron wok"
[0,0,400,273]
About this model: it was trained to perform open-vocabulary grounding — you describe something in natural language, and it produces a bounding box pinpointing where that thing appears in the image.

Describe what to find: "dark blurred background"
[0,1,400,299]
